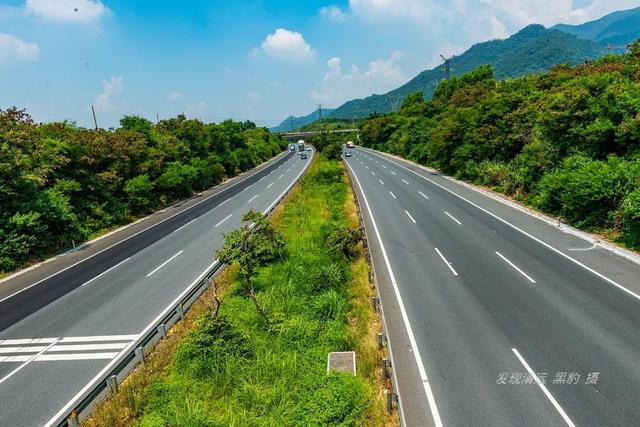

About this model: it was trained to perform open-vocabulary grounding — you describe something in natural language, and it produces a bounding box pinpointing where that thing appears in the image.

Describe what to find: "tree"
[216,210,284,324]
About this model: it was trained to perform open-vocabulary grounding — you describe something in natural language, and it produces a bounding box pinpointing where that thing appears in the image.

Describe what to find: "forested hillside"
[0,110,286,273]
[359,42,640,248]
[330,25,606,119]
[270,108,335,132]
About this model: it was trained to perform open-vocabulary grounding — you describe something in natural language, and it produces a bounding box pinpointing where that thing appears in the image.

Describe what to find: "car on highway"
[306,147,311,151]
[300,152,307,159]
[344,150,352,157]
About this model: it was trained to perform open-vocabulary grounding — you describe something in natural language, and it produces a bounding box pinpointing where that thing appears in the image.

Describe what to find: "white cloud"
[479,0,640,27]
[94,76,123,112]
[311,51,407,107]
[26,0,108,23]
[0,32,39,63]
[261,28,315,62]
[167,91,184,102]
[320,5,346,21]
[348,0,438,23]
[488,14,509,39]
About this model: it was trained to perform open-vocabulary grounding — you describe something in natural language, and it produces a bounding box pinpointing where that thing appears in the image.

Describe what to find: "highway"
[345,147,640,427]
[0,148,312,426]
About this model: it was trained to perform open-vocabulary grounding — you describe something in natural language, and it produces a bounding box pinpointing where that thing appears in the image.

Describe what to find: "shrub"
[326,225,363,260]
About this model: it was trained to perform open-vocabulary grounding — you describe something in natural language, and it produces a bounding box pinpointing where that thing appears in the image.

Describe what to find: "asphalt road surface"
[345,147,640,427]
[0,148,312,426]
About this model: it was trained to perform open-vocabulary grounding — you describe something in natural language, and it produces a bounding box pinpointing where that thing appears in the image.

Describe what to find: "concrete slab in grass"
[327,351,356,376]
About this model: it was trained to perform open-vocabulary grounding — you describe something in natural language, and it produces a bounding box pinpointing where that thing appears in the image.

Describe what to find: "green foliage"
[359,47,640,248]
[325,224,363,260]
[137,157,374,425]
[0,110,286,273]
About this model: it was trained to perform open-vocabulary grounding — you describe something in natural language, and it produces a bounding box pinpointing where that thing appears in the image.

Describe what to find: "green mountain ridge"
[328,24,605,119]
[275,7,640,128]
[552,6,640,45]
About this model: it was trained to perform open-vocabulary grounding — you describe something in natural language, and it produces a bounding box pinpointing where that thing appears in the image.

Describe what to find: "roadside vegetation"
[87,154,391,426]
[0,110,285,274]
[359,41,640,249]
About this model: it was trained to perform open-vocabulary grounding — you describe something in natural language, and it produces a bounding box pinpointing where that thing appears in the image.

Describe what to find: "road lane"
[346,148,640,426]
[0,149,313,426]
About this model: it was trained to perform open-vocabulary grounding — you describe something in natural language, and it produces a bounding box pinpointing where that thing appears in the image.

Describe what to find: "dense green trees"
[0,110,286,273]
[360,42,640,248]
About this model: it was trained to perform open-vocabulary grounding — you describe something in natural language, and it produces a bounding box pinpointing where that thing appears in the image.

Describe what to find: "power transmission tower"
[440,54,452,80]
[317,104,323,121]
[91,105,98,130]
[156,113,160,124]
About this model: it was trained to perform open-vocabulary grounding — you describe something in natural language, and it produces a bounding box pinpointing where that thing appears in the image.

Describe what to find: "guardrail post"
[382,358,392,378]
[177,303,185,320]
[106,374,118,393]
[386,391,398,414]
[135,346,145,364]
[67,410,80,427]
[377,333,386,349]
[371,296,378,312]
[157,323,167,339]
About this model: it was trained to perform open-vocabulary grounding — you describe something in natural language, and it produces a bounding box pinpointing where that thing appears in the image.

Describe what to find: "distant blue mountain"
[553,6,640,46]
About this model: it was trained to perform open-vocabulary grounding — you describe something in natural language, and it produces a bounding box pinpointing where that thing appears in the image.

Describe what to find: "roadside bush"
[326,224,363,260]
[173,315,252,379]
[293,374,371,426]
[621,187,640,248]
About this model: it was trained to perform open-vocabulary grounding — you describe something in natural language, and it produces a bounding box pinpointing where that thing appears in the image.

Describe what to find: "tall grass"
[130,155,389,426]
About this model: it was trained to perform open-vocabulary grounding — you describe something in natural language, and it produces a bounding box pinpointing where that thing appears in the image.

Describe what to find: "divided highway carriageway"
[345,147,640,427]
[0,148,312,426]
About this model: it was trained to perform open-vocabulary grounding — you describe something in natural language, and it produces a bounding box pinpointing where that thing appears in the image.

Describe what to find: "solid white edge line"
[81,257,130,287]
[512,348,576,427]
[363,148,640,302]
[0,339,59,385]
[389,191,396,199]
[419,191,429,200]
[496,252,536,283]
[405,210,417,224]
[444,211,462,225]
[0,151,292,303]
[262,149,313,215]
[434,247,458,277]
[145,250,183,278]
[345,161,443,427]
[214,214,232,228]
[44,150,316,427]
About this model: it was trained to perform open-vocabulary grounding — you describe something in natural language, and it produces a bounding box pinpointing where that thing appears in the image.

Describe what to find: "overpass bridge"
[278,128,359,140]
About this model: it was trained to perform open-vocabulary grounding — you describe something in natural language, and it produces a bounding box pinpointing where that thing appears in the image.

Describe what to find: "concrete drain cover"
[327,351,356,375]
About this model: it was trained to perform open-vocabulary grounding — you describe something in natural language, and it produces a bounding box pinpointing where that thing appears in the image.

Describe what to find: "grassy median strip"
[86,154,393,426]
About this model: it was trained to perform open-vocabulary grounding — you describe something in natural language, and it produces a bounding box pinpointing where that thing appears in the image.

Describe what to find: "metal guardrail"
[51,150,314,427]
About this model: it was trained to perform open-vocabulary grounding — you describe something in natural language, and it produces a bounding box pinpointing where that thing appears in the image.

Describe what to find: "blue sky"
[1,0,639,128]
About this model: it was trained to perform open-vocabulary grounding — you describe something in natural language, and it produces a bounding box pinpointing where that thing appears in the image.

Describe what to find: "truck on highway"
[298,140,305,152]
[346,140,355,149]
